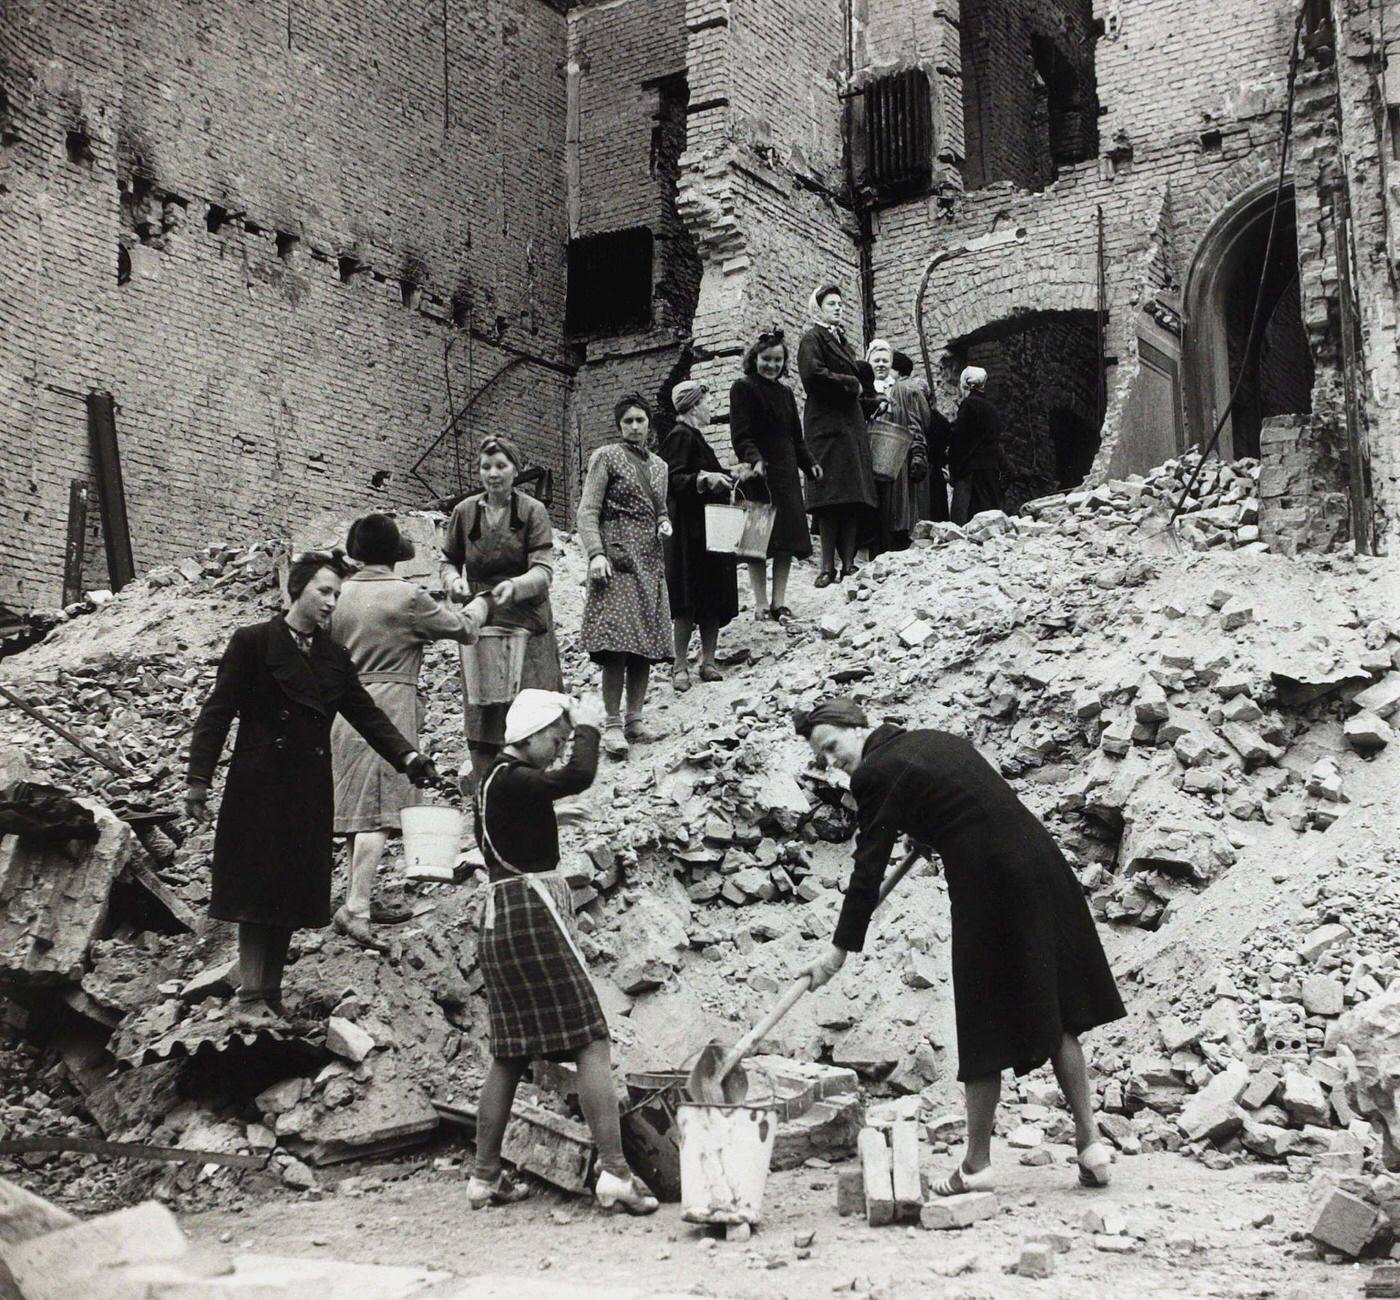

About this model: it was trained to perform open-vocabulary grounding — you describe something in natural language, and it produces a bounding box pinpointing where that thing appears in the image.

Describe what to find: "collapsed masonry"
[0,459,1398,1266]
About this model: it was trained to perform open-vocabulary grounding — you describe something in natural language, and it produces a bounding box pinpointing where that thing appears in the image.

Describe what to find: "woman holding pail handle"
[442,436,565,796]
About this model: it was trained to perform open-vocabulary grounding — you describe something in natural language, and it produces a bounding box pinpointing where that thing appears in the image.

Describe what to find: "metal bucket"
[460,626,528,706]
[678,1102,778,1226]
[868,417,913,482]
[703,486,776,559]
[400,804,462,882]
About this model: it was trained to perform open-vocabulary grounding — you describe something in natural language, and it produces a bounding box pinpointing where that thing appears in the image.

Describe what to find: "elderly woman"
[469,689,658,1215]
[442,436,566,794]
[185,552,439,1020]
[794,697,1123,1195]
[328,514,485,950]
[729,327,821,621]
[576,394,672,759]
[659,380,737,689]
[893,351,951,523]
[865,339,929,556]
[798,282,878,586]
[949,365,1006,524]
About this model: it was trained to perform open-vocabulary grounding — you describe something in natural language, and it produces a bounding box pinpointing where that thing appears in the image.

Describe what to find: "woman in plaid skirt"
[468,688,658,1215]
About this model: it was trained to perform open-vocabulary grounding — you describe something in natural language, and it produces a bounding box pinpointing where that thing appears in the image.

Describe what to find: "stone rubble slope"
[1,456,1398,1252]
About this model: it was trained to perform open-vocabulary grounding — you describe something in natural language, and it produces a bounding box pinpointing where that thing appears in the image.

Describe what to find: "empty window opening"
[206,204,233,234]
[961,0,1098,192]
[566,228,654,337]
[1,88,18,146]
[950,309,1103,511]
[116,243,131,285]
[275,231,299,260]
[1200,128,1223,154]
[861,68,934,198]
[65,129,94,165]
[338,254,365,283]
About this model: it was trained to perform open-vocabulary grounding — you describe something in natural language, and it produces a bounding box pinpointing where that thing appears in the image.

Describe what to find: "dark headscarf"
[793,696,869,738]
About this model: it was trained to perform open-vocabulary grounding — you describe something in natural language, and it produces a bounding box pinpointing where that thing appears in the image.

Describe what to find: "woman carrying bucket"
[729,327,822,622]
[658,381,737,690]
[442,436,566,795]
[329,514,488,950]
[576,394,673,760]
[864,339,929,558]
[469,688,659,1216]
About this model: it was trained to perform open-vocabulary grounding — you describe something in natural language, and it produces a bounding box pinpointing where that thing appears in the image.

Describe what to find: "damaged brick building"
[2,0,1397,612]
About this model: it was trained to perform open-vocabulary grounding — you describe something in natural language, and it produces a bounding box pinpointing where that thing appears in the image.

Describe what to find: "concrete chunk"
[1178,1061,1249,1141]
[1308,1187,1379,1257]
[920,1191,997,1229]
[858,1126,895,1227]
[325,1016,375,1063]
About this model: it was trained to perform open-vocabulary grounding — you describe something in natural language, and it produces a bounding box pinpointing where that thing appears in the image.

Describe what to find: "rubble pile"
[1,457,1397,1256]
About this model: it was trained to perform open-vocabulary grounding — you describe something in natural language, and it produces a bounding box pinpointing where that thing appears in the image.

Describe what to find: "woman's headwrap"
[792,696,869,738]
[503,689,575,746]
[808,281,841,323]
[479,435,523,470]
[865,338,893,363]
[671,380,708,417]
[960,365,988,392]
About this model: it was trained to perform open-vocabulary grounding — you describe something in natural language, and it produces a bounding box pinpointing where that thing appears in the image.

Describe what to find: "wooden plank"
[889,1120,923,1220]
[85,391,135,591]
[0,1136,265,1169]
[857,1126,895,1227]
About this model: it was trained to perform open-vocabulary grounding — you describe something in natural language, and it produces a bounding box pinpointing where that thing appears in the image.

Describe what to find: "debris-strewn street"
[2,460,1398,1295]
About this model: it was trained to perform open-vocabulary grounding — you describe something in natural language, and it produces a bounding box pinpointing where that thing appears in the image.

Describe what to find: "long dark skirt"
[479,874,609,1060]
[945,851,1125,1082]
[950,470,1004,525]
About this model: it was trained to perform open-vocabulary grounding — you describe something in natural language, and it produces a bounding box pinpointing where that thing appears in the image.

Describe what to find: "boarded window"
[864,69,933,196]
[566,228,654,337]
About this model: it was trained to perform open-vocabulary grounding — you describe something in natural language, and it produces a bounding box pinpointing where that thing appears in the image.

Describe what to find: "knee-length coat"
[187,616,416,928]
[835,724,1125,1081]
[659,418,739,625]
[728,373,815,558]
[797,324,878,520]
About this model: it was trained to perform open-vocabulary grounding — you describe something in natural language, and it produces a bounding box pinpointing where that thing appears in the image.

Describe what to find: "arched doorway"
[1182,180,1312,459]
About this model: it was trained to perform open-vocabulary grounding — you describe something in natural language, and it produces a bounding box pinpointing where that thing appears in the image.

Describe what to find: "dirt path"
[182,1143,1355,1298]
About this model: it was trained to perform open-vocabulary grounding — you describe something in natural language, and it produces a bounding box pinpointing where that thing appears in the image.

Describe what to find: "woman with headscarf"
[330,514,487,950]
[864,339,929,556]
[949,365,1006,525]
[469,688,658,1215]
[793,697,1123,1197]
[729,326,821,621]
[185,552,440,1021]
[576,394,673,760]
[658,381,737,689]
[798,282,879,587]
[442,436,566,795]
[893,351,951,523]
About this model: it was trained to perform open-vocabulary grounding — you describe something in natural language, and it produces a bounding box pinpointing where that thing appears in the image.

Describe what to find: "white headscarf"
[960,365,988,392]
[503,689,574,745]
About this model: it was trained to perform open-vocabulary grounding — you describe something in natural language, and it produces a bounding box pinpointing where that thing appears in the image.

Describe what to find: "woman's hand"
[184,787,212,826]
[657,518,673,540]
[800,945,847,990]
[571,696,605,731]
[405,752,442,789]
[491,579,516,606]
[698,471,733,493]
[588,555,612,586]
[736,460,764,481]
[448,575,472,604]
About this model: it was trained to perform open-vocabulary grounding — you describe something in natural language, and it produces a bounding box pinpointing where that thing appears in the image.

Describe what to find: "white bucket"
[460,626,529,706]
[677,1102,778,1226]
[400,804,462,882]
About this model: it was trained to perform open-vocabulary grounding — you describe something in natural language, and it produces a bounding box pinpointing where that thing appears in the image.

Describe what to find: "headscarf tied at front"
[792,696,869,738]
[808,281,841,325]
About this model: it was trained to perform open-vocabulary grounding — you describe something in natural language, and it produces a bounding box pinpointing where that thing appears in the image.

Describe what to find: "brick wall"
[0,0,570,611]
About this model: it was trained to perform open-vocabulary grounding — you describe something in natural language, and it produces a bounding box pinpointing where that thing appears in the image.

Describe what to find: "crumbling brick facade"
[1,0,571,610]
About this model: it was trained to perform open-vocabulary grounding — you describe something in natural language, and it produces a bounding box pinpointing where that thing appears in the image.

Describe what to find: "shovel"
[686,846,928,1105]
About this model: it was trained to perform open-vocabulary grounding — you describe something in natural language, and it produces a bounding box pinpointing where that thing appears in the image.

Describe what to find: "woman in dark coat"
[795,698,1124,1195]
[185,552,439,1020]
[729,327,822,621]
[797,282,879,587]
[949,365,1007,524]
[659,381,737,690]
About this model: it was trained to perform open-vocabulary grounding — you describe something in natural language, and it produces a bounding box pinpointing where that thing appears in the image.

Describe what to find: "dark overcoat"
[658,419,739,626]
[836,724,1125,1081]
[187,616,415,928]
[797,325,878,518]
[728,374,815,558]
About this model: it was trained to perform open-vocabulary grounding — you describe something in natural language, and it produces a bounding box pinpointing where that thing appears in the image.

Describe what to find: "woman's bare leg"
[746,560,769,611]
[671,617,694,670]
[962,1073,1001,1173]
[1051,1031,1100,1152]
[472,1057,530,1181]
[770,555,792,609]
[574,1038,629,1179]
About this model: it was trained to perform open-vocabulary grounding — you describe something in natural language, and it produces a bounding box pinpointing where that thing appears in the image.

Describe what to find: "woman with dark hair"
[328,515,485,950]
[659,381,736,688]
[797,283,879,586]
[576,395,672,760]
[442,436,566,794]
[729,327,821,620]
[185,552,440,1019]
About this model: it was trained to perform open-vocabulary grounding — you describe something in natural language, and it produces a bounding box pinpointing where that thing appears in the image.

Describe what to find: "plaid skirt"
[479,872,609,1060]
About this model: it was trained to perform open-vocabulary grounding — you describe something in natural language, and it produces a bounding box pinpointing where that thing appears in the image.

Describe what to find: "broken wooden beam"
[0,1136,266,1169]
